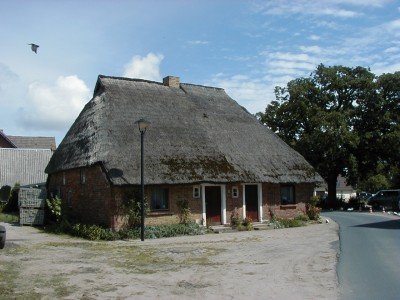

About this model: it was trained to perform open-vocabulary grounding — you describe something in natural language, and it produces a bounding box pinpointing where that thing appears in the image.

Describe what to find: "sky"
[0,0,399,145]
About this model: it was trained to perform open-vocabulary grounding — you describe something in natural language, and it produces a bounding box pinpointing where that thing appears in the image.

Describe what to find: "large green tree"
[260,64,376,203]
[354,71,400,191]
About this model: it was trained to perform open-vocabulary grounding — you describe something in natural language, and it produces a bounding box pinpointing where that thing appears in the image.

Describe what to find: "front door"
[205,186,221,225]
[245,185,258,221]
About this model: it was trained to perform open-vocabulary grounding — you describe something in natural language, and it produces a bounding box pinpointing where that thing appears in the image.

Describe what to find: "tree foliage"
[259,64,399,201]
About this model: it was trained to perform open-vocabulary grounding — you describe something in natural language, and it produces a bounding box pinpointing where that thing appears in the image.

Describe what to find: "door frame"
[242,183,263,222]
[201,184,226,226]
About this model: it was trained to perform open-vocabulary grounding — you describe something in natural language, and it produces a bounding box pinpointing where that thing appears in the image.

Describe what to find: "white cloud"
[309,35,321,41]
[300,45,323,54]
[371,62,400,75]
[384,18,400,32]
[188,40,209,45]
[256,1,361,18]
[384,46,399,53]
[123,52,164,81]
[208,74,275,113]
[21,75,90,131]
[263,51,318,78]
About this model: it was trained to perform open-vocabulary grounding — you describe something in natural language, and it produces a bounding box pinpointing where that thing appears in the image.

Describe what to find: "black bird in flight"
[28,43,39,53]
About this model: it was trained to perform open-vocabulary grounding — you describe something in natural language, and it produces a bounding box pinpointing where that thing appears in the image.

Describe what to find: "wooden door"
[245,185,258,221]
[205,186,221,225]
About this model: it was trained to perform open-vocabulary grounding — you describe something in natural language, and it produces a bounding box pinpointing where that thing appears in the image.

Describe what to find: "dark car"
[0,225,5,249]
[368,190,400,211]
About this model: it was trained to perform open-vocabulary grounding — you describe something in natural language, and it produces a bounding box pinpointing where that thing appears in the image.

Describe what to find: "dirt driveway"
[0,221,339,299]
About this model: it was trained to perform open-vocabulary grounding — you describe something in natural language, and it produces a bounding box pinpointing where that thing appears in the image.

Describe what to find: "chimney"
[163,76,180,88]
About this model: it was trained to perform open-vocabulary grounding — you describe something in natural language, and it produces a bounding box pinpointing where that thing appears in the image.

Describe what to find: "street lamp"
[134,118,150,241]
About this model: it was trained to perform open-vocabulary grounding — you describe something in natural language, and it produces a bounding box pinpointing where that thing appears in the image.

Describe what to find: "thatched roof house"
[46,75,322,229]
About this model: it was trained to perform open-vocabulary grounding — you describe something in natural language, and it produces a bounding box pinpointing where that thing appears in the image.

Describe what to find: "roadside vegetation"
[44,196,204,241]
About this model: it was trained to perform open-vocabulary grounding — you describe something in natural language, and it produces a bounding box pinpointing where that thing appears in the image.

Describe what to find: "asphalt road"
[323,211,400,300]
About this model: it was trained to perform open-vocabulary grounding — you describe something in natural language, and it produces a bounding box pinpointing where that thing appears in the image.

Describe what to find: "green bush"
[176,199,191,224]
[3,183,20,213]
[71,224,111,241]
[294,214,309,222]
[230,207,241,228]
[242,217,253,231]
[269,207,276,222]
[0,212,19,223]
[274,217,306,228]
[144,222,204,239]
[45,221,205,241]
[120,188,148,228]
[46,196,62,223]
[306,205,321,221]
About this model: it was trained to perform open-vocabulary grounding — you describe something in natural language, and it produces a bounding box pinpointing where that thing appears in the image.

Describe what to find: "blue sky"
[1,0,399,145]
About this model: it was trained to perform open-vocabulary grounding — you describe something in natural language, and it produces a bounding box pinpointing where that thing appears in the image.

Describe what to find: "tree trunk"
[327,174,338,208]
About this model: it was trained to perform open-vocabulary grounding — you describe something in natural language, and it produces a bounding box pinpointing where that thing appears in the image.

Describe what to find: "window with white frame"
[232,186,239,198]
[280,185,295,205]
[151,187,169,210]
[193,186,200,198]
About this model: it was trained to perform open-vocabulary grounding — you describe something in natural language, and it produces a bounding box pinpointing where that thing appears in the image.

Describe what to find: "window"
[151,187,169,210]
[232,186,239,198]
[67,190,73,207]
[280,185,295,205]
[193,186,200,198]
[62,172,66,185]
[80,169,86,184]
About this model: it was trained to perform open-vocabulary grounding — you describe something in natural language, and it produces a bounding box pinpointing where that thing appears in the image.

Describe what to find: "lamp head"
[135,118,151,133]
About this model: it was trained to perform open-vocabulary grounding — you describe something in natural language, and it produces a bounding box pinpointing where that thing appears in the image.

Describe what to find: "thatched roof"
[46,75,323,185]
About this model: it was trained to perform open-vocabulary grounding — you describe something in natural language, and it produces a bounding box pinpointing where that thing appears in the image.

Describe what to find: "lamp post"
[135,118,151,241]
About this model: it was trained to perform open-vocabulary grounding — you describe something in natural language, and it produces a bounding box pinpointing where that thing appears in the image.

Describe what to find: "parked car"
[358,192,373,201]
[0,225,5,249]
[368,190,400,211]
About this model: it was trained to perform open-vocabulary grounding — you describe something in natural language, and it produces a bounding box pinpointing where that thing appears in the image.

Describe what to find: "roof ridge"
[98,75,164,86]
[98,75,224,90]
[181,82,224,91]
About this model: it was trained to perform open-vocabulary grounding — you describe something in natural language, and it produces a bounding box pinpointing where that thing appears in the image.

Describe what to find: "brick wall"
[47,164,113,227]
[48,164,316,229]
[262,183,313,221]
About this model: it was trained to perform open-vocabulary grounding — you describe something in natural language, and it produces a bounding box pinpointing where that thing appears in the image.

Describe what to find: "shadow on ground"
[354,219,400,230]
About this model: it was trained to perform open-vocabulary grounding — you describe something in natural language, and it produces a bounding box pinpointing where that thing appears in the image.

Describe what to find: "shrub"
[242,217,253,231]
[294,214,309,222]
[71,224,99,240]
[0,201,6,213]
[230,207,241,228]
[307,196,320,207]
[176,199,191,224]
[0,185,11,202]
[46,196,62,223]
[120,188,148,228]
[275,217,305,228]
[306,205,321,221]
[3,183,20,213]
[144,222,204,239]
[306,196,321,220]
[269,207,276,222]
[45,221,205,241]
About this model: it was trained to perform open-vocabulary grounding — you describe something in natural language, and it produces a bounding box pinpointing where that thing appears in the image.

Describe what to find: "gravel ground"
[0,220,339,299]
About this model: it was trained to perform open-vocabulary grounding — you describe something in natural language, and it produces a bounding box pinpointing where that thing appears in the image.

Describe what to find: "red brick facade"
[48,165,315,230]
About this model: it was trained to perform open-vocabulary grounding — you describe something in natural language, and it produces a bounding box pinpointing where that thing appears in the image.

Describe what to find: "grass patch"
[0,212,18,223]
[0,261,19,297]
